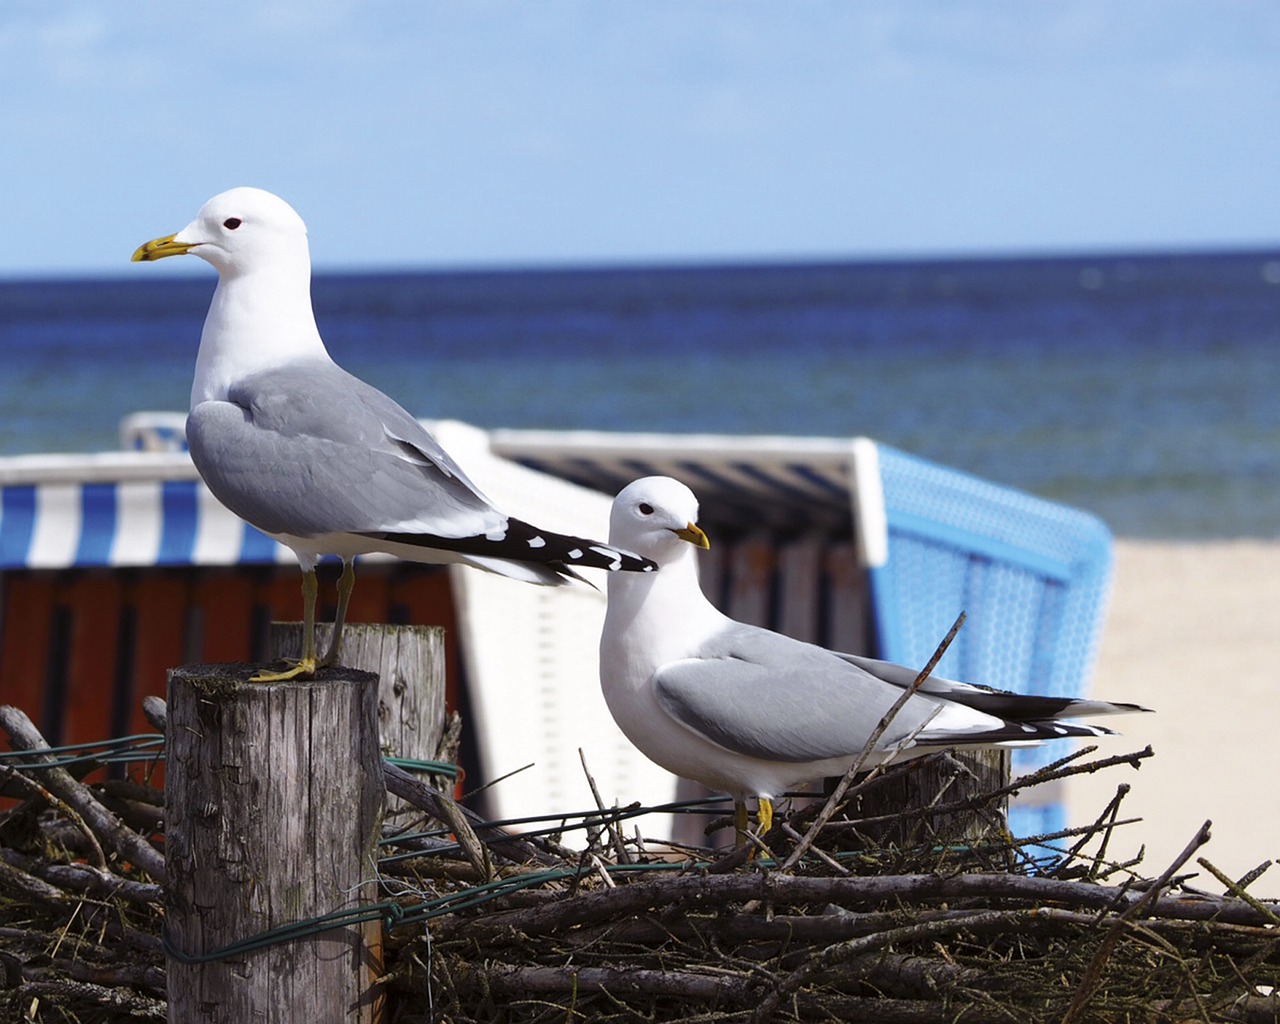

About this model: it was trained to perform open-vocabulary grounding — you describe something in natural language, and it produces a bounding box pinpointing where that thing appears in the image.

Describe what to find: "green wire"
[0,732,458,781]
[0,733,165,772]
[386,756,460,781]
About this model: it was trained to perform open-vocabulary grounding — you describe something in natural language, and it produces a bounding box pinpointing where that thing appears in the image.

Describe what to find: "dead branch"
[0,849,162,905]
[0,705,166,883]
[438,867,1280,946]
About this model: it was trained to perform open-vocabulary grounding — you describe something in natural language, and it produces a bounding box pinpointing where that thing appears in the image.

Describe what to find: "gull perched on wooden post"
[133,187,655,681]
[600,475,1147,841]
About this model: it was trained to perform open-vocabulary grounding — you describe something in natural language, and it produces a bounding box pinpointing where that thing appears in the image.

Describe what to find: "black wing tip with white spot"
[913,718,1121,751]
[913,684,1151,723]
[360,517,656,576]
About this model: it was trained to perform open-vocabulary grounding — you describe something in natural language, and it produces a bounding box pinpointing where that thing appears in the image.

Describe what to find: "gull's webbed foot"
[248,566,325,682]
[250,656,319,683]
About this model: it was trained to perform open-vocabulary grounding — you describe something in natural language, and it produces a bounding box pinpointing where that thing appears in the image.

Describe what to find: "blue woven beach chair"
[865,444,1114,840]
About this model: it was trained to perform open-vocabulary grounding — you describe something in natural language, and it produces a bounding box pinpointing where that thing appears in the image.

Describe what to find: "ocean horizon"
[2,247,1279,540]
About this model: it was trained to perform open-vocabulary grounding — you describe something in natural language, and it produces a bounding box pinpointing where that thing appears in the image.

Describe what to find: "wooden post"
[846,749,1010,850]
[271,623,458,808]
[165,664,385,1023]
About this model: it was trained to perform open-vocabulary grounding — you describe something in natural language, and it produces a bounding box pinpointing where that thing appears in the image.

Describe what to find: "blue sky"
[3,1,1278,277]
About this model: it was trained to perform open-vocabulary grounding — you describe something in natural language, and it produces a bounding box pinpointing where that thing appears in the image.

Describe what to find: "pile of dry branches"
[2,698,1279,1024]
[379,745,1280,1024]
[0,705,166,1022]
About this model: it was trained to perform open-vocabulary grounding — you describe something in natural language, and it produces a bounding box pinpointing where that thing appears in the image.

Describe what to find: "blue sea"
[2,250,1279,539]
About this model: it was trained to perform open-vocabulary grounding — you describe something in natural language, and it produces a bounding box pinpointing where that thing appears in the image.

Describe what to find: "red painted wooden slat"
[0,574,55,729]
[125,574,190,737]
[258,570,305,621]
[193,572,255,663]
[62,573,124,749]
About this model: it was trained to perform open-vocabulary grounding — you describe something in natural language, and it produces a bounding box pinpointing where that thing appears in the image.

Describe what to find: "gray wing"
[652,623,950,764]
[186,359,503,539]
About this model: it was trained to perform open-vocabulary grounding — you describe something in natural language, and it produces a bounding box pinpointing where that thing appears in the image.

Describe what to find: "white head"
[131,187,310,279]
[608,476,711,567]
[134,188,326,405]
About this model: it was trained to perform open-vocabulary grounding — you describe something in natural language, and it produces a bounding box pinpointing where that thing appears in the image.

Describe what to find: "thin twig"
[1195,857,1280,926]
[579,748,630,865]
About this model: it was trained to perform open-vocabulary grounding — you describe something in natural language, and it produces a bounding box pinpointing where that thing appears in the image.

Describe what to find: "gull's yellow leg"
[250,569,320,682]
[756,797,773,837]
[319,559,355,668]
[735,797,773,860]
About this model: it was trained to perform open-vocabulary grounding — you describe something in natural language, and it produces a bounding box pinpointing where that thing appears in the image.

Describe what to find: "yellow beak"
[131,233,194,262]
[673,522,711,549]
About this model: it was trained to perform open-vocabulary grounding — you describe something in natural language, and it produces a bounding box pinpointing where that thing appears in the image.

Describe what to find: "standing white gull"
[132,187,655,681]
[601,476,1148,839]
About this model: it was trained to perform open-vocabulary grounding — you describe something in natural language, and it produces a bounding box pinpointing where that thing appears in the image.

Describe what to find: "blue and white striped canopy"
[0,453,290,570]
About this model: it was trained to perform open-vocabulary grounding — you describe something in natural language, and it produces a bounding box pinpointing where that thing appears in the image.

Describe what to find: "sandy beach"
[1064,538,1280,886]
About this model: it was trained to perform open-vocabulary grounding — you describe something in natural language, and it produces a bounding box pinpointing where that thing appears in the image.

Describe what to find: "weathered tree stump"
[165,664,385,1024]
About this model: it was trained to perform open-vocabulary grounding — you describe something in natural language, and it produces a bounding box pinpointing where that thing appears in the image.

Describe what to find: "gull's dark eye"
[638,502,654,515]
[223,217,242,230]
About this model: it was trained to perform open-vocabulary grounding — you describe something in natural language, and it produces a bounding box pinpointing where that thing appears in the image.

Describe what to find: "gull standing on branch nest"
[601,476,1149,841]
[132,187,655,682]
